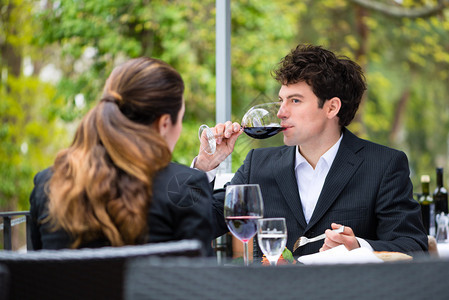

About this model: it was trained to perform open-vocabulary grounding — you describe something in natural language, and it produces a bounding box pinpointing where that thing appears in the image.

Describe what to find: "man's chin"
[283,137,296,147]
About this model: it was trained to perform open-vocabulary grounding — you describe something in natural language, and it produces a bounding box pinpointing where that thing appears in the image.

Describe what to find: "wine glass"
[257,218,287,266]
[436,213,449,243]
[198,102,283,154]
[224,184,264,266]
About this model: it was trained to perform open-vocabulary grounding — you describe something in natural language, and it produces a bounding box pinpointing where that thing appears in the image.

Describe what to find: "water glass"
[257,218,287,266]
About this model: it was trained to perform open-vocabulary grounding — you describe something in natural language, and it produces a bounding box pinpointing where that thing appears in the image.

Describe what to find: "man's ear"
[157,114,172,137]
[326,97,341,119]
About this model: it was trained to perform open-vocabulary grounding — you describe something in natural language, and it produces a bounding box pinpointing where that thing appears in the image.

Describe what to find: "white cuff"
[191,157,218,183]
[356,237,373,251]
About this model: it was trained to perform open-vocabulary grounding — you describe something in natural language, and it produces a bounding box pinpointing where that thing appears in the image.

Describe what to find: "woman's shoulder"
[151,162,211,211]
[153,163,209,196]
[30,167,53,205]
[34,167,54,184]
[157,162,206,179]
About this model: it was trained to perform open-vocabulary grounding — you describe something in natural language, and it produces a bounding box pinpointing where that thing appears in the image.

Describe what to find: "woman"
[30,57,213,252]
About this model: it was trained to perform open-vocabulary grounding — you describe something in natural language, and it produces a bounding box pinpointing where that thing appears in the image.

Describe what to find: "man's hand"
[319,223,360,252]
[194,121,242,171]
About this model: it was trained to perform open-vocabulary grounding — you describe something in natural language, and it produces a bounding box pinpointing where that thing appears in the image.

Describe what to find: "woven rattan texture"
[0,264,9,300]
[125,257,449,300]
[0,239,202,300]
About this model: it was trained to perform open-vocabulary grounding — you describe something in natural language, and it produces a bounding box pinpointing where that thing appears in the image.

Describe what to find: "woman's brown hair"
[47,57,184,248]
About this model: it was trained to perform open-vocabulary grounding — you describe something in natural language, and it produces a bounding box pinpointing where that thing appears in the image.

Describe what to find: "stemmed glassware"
[224,184,264,266]
[436,212,449,243]
[198,102,283,155]
[257,218,287,266]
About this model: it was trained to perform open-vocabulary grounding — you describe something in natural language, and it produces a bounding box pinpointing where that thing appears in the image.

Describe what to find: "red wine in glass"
[242,126,284,139]
[225,216,262,243]
[198,102,282,155]
[224,184,264,266]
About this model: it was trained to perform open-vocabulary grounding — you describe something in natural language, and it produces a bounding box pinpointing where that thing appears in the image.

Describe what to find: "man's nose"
[277,103,287,119]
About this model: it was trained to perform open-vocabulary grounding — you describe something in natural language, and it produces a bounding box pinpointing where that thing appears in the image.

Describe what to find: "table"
[125,256,449,300]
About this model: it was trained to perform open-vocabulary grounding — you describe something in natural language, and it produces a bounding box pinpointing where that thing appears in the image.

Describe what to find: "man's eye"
[278,99,283,103]
[292,99,300,103]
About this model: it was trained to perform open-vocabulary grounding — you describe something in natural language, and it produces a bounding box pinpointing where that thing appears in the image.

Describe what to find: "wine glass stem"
[243,241,249,266]
[270,260,277,266]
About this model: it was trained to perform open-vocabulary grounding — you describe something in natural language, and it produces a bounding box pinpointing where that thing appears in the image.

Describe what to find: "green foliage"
[36,0,218,122]
[0,75,69,209]
[2,0,449,212]
[0,0,70,210]
[360,3,449,186]
[171,121,201,166]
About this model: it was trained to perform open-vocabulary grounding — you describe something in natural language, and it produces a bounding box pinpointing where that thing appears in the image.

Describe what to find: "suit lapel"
[273,146,307,229]
[305,130,364,231]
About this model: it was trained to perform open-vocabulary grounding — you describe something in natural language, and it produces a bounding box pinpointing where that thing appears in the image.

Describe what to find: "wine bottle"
[433,167,448,215]
[419,175,435,236]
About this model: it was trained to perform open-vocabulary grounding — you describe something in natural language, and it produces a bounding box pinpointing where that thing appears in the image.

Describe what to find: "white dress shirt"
[295,135,343,223]
[295,134,372,250]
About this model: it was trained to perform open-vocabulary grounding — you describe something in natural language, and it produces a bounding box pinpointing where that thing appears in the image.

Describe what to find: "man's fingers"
[331,223,354,236]
[322,224,360,251]
[224,121,241,138]
[212,122,240,144]
[223,121,233,138]
[213,124,224,144]
[323,236,341,249]
[325,228,346,243]
[226,129,243,149]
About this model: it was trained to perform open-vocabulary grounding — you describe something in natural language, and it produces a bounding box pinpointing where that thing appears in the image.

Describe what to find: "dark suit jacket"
[30,163,213,253]
[212,128,428,257]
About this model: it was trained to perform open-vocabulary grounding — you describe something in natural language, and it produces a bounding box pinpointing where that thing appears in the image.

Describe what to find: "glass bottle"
[433,167,448,215]
[419,175,435,236]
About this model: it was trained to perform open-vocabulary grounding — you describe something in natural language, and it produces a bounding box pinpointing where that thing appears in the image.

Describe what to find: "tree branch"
[349,0,449,18]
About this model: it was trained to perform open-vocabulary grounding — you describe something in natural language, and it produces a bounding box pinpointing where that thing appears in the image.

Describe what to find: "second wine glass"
[257,218,287,266]
[224,184,264,266]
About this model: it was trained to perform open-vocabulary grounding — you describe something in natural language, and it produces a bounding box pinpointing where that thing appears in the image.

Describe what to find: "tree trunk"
[0,2,22,82]
[352,4,369,136]
[389,88,411,145]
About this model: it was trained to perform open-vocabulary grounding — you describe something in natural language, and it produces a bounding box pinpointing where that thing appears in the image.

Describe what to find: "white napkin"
[297,245,383,265]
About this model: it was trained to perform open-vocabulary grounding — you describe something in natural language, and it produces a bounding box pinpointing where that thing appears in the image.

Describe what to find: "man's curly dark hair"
[272,44,367,127]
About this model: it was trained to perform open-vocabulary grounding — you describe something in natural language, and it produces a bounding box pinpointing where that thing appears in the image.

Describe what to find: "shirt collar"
[295,133,344,170]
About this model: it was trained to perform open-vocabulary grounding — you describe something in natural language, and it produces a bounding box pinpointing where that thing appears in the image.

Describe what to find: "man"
[195,44,428,257]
